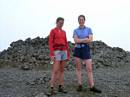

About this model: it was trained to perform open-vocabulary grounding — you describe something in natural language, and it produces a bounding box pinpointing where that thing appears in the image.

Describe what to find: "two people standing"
[48,15,101,95]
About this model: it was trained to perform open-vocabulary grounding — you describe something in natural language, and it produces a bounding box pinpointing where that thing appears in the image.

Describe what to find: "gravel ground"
[0,64,130,97]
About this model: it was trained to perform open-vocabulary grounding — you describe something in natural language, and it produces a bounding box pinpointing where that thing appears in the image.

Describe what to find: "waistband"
[54,45,67,50]
[76,43,89,48]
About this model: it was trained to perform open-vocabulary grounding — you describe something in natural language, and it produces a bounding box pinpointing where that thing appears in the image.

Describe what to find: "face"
[56,20,64,28]
[78,17,85,27]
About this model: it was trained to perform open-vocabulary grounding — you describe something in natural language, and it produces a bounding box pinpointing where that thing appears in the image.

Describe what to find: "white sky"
[0,0,130,51]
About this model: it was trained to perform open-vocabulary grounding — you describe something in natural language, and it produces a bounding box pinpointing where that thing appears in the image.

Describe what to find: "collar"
[55,27,63,32]
[78,26,86,29]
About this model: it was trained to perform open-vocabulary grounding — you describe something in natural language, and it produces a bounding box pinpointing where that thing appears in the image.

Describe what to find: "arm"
[81,35,93,43]
[49,30,55,57]
[74,35,93,44]
[65,33,70,60]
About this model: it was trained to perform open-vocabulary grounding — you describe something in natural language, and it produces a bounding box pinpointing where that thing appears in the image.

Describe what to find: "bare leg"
[85,59,94,88]
[75,57,82,85]
[50,61,60,87]
[58,60,66,86]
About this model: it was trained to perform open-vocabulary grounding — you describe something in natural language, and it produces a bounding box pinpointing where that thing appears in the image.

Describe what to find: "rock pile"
[0,36,129,70]
[0,37,49,69]
[91,41,130,68]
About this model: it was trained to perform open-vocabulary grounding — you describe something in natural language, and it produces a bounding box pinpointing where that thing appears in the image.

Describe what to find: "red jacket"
[49,27,70,59]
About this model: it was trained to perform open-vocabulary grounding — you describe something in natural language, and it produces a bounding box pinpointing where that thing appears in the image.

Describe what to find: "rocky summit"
[0,36,130,97]
[0,36,129,70]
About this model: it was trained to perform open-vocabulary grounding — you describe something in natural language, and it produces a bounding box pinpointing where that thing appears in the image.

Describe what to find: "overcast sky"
[0,0,130,51]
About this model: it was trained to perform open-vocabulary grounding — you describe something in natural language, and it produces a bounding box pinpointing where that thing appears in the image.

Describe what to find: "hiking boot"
[46,87,56,96]
[76,85,83,92]
[58,85,67,93]
[90,86,102,93]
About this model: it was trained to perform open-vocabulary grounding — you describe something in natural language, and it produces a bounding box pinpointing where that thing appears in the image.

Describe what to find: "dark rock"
[20,64,32,70]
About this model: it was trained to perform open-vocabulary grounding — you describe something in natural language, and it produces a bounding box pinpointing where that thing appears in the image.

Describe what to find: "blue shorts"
[73,44,91,59]
[54,50,67,61]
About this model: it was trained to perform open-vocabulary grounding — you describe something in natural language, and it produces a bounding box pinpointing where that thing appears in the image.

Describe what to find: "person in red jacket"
[48,17,70,95]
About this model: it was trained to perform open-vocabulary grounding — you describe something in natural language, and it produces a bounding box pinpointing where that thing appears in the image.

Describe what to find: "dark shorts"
[73,45,91,59]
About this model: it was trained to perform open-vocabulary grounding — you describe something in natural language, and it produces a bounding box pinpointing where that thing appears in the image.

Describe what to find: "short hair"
[56,17,64,23]
[78,15,85,21]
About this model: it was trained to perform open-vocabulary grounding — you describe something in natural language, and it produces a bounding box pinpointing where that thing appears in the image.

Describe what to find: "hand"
[50,56,55,61]
[50,56,55,64]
